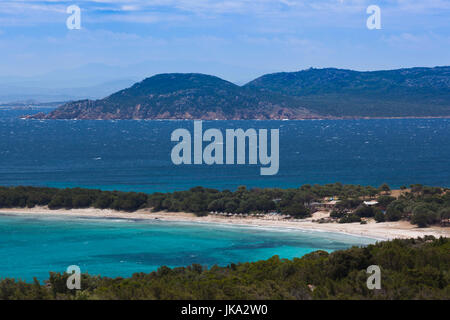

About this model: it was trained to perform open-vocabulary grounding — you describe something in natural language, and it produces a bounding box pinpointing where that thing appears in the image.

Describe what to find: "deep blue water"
[0,108,449,192]
[0,213,376,281]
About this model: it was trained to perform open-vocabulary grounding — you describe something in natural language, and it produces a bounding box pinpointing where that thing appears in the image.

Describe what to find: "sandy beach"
[1,206,448,241]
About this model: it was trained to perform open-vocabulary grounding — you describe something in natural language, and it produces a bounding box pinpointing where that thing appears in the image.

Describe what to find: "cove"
[0,213,376,281]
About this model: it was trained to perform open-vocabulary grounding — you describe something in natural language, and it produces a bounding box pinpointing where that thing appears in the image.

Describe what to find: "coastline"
[1,207,448,241]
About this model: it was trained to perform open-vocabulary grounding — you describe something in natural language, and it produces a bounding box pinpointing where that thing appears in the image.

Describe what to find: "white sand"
[1,207,448,240]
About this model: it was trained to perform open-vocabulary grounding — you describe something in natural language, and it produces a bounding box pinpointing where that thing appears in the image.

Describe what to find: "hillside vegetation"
[28,67,450,119]
[245,67,450,117]
[30,73,316,120]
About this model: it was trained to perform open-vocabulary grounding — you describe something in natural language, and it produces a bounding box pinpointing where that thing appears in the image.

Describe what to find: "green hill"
[32,73,316,120]
[245,66,450,117]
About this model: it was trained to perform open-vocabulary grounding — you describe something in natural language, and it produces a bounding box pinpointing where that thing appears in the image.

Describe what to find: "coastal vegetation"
[0,236,448,300]
[0,183,449,228]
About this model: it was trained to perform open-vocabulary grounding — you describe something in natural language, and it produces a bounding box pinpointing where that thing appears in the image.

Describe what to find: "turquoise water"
[0,213,376,281]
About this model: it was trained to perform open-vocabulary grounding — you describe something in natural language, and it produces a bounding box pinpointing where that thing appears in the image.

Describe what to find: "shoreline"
[1,207,448,241]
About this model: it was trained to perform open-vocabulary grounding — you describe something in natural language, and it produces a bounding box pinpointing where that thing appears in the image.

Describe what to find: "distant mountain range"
[0,60,262,103]
[28,66,450,120]
[0,79,137,104]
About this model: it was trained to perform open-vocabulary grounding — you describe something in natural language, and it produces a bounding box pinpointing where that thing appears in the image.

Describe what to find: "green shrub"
[374,211,385,223]
[339,214,361,223]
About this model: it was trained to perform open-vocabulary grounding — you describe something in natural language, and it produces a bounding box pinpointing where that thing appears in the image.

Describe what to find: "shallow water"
[0,213,376,281]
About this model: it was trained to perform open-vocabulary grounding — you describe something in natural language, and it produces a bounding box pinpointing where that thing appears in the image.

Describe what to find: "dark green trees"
[379,183,391,195]
[0,184,448,227]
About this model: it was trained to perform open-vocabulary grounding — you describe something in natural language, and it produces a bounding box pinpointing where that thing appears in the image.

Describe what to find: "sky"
[0,0,449,86]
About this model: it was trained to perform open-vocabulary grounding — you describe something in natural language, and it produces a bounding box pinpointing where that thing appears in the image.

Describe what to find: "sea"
[0,213,376,281]
[0,107,449,281]
[1,108,449,192]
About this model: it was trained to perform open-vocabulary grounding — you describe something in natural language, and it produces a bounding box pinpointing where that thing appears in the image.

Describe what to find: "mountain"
[28,67,450,120]
[29,73,317,120]
[245,66,450,117]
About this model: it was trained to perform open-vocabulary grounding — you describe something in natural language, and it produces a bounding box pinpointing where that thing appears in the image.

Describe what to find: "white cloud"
[0,0,449,26]
[382,31,450,47]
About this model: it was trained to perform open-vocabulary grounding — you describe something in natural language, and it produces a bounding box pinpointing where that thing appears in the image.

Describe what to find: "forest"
[0,183,449,227]
[0,237,448,300]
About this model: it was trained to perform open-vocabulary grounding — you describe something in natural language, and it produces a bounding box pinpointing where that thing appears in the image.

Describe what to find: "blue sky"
[0,0,449,85]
